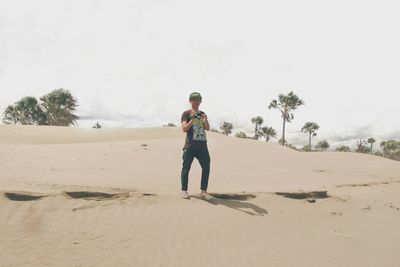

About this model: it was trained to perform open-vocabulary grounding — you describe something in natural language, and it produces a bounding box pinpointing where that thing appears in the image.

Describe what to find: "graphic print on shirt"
[192,116,207,141]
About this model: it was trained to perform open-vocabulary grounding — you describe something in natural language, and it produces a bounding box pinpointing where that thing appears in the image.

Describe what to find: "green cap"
[189,92,202,100]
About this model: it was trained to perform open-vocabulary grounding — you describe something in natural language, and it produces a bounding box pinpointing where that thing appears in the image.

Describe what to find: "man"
[180,92,213,200]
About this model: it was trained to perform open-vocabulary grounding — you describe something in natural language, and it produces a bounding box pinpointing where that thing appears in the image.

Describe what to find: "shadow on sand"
[192,194,268,216]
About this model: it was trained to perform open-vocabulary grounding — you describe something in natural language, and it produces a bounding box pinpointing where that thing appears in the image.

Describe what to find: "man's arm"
[202,113,210,131]
[181,119,193,132]
[181,111,193,132]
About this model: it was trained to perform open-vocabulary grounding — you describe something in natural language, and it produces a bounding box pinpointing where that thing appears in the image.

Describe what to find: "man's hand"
[201,113,207,122]
[181,119,193,132]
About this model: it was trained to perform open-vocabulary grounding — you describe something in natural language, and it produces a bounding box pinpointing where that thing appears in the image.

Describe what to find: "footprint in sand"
[385,203,400,211]
[332,230,352,239]
[332,195,352,202]
[361,206,372,213]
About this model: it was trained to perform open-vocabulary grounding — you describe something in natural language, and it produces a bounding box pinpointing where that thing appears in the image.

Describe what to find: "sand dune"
[1,125,400,266]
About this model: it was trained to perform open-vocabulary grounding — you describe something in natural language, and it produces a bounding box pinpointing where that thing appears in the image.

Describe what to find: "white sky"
[0,0,399,149]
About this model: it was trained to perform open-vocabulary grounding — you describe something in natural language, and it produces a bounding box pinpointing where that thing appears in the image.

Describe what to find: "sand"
[1,125,400,266]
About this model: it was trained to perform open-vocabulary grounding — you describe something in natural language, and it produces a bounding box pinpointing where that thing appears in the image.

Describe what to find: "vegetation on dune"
[235,131,248,138]
[301,145,312,152]
[3,96,45,125]
[220,122,233,136]
[163,122,176,127]
[336,145,351,152]
[380,140,400,161]
[92,122,102,129]
[268,91,304,146]
[367,137,376,154]
[333,139,400,161]
[261,126,277,142]
[251,116,264,140]
[315,140,330,152]
[355,138,370,153]
[301,122,319,151]
[2,89,398,161]
[3,89,78,126]
[248,116,277,142]
[285,143,300,151]
[40,89,79,126]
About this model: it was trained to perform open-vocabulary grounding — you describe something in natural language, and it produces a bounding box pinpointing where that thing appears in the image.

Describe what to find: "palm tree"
[40,89,79,126]
[261,126,277,142]
[315,140,330,151]
[268,91,304,146]
[220,122,233,136]
[355,139,370,153]
[367,138,376,154]
[3,89,79,126]
[3,105,19,124]
[251,116,264,140]
[356,139,366,153]
[301,122,320,151]
[3,96,45,125]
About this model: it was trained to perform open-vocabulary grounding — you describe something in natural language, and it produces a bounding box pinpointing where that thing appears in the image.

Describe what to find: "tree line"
[2,89,78,126]
[2,89,399,161]
[214,91,399,161]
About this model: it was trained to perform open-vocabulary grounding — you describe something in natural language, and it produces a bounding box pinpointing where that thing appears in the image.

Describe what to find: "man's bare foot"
[200,191,213,200]
[181,191,190,199]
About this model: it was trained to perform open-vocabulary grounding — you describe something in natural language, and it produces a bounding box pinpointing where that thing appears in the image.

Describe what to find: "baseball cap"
[189,92,202,100]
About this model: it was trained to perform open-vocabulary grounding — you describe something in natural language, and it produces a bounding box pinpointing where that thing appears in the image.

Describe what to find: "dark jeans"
[181,147,211,191]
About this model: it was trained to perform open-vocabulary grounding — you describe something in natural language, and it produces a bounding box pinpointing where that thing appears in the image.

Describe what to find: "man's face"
[190,98,202,108]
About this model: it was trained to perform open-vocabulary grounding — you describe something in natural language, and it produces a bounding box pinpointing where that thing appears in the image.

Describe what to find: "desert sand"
[1,125,400,267]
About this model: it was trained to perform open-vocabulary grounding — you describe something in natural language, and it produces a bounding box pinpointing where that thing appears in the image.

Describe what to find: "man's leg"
[196,147,211,191]
[181,148,195,191]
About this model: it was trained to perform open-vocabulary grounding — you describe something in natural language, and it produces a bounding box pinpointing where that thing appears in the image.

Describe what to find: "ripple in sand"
[210,193,256,201]
[4,192,46,201]
[64,191,129,200]
[275,190,329,200]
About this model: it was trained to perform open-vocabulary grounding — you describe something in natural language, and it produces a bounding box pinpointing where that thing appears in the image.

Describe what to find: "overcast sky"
[0,0,399,149]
